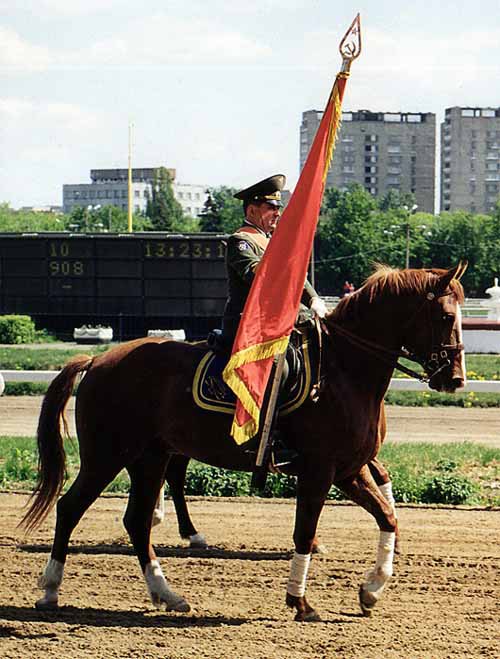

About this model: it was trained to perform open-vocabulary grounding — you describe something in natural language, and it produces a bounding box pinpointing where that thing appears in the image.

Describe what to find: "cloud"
[85,14,272,66]
[0,15,271,71]
[0,98,99,134]
[0,26,52,71]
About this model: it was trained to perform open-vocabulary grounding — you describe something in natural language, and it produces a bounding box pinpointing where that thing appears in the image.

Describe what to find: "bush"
[0,315,36,344]
[420,473,478,505]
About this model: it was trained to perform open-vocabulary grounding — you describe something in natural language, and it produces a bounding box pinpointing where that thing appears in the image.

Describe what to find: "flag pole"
[248,15,361,485]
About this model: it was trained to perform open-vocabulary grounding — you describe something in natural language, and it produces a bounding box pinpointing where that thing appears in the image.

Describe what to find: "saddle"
[192,330,315,417]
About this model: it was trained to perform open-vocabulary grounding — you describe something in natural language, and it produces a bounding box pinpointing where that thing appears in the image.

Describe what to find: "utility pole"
[128,123,133,233]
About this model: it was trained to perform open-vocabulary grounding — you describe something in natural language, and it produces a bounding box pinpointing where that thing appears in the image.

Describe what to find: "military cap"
[233,174,286,207]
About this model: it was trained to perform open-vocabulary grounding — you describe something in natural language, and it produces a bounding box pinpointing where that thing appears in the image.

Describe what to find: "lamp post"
[403,204,418,269]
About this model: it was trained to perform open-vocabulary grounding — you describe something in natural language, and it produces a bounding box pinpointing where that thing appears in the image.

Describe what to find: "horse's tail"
[20,354,94,532]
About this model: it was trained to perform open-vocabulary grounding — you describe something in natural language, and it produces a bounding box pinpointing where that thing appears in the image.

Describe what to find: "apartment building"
[441,107,500,214]
[300,109,436,213]
[63,167,208,217]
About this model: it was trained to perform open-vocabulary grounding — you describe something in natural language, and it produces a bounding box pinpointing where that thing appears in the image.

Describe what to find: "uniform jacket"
[222,222,318,342]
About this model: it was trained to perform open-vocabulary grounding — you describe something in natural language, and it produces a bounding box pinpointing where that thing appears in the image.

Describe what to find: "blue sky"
[1,0,499,208]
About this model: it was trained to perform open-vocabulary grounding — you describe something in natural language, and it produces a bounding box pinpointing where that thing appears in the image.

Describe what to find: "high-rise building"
[63,167,208,217]
[441,107,500,214]
[300,109,436,213]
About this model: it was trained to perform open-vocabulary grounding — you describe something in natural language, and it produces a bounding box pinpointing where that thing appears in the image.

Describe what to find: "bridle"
[315,289,464,386]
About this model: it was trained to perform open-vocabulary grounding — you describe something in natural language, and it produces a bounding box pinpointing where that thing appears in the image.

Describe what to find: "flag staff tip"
[339,14,362,71]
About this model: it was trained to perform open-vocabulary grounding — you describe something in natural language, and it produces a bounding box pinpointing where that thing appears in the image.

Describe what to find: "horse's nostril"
[452,378,465,390]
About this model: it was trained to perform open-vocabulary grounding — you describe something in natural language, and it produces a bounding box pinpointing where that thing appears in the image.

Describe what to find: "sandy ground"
[0,493,498,659]
[1,396,499,448]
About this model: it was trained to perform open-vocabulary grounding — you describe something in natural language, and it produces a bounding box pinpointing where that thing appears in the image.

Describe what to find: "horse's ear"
[437,261,467,293]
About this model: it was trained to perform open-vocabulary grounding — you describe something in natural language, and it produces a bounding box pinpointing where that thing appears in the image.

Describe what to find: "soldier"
[222,173,327,344]
[222,174,327,469]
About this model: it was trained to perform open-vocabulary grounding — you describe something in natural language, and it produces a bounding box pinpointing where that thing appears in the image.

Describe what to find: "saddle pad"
[192,339,312,417]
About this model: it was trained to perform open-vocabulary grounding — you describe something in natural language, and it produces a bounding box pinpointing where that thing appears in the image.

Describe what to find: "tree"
[199,192,223,232]
[0,203,67,232]
[146,167,184,231]
[198,186,242,234]
[316,184,381,294]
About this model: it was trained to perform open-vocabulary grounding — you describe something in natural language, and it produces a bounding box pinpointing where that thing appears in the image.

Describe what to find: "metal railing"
[1,370,499,393]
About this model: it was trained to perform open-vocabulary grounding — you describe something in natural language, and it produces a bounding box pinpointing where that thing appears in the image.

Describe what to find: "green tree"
[199,192,223,232]
[146,167,184,231]
[316,184,381,294]
[0,203,67,232]
[199,186,242,234]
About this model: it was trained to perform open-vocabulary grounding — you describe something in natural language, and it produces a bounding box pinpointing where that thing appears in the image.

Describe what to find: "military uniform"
[222,224,318,343]
[222,174,321,344]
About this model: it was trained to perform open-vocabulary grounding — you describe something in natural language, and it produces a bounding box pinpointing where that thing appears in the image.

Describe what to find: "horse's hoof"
[358,585,375,617]
[188,533,208,549]
[35,598,59,611]
[295,608,321,622]
[165,597,191,613]
[311,543,328,555]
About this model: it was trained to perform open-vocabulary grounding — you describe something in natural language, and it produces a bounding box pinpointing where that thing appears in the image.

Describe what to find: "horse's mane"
[331,263,465,321]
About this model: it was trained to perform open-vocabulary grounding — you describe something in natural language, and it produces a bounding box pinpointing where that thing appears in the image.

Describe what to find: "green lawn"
[1,436,498,507]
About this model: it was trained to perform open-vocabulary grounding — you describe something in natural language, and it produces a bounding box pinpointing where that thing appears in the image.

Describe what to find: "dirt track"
[0,493,498,658]
[1,396,499,448]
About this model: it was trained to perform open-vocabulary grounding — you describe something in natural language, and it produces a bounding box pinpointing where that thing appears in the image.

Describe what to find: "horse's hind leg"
[164,455,207,548]
[335,464,397,617]
[368,457,400,552]
[37,463,122,610]
[124,449,190,613]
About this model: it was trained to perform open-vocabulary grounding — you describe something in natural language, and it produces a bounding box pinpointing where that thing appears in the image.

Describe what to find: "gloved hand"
[310,296,327,319]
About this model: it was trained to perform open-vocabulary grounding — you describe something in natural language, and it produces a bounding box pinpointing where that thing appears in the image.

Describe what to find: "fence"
[1,370,499,393]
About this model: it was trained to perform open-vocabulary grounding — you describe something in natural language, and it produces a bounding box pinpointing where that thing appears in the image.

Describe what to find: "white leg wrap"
[379,481,396,514]
[37,558,64,605]
[151,486,165,527]
[144,560,190,612]
[287,552,311,597]
[363,531,396,602]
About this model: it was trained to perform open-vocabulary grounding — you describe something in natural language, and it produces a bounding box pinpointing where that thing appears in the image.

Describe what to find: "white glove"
[310,296,327,319]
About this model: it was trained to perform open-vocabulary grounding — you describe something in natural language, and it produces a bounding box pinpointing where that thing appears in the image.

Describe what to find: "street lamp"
[403,204,419,269]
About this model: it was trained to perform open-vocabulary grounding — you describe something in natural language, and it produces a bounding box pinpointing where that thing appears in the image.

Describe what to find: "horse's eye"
[442,314,454,323]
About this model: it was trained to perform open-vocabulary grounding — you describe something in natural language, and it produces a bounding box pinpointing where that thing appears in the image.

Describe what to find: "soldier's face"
[249,202,281,234]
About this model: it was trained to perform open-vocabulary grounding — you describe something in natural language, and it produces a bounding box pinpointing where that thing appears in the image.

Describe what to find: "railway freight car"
[0,232,228,340]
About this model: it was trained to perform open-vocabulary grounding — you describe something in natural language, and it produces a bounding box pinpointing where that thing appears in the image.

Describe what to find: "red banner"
[223,74,349,443]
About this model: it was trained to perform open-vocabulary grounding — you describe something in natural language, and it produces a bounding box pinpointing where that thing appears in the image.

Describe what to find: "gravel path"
[0,396,498,447]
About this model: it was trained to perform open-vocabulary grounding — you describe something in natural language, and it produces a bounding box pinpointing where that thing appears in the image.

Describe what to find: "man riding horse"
[221,174,328,468]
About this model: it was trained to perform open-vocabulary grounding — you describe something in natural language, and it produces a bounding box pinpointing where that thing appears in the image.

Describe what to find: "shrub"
[0,315,36,344]
[420,473,478,505]
[3,447,37,481]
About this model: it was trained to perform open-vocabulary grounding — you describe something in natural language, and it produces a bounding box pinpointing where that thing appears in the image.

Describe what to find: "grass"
[0,345,109,371]
[1,436,498,506]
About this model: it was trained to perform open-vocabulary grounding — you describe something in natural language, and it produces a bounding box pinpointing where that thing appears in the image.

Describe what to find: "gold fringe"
[322,72,349,184]
[223,335,289,444]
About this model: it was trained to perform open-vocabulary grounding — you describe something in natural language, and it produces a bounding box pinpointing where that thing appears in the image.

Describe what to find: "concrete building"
[441,107,500,214]
[63,167,208,217]
[300,109,436,213]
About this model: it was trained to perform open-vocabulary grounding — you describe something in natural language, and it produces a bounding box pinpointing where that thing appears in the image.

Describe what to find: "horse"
[21,263,466,622]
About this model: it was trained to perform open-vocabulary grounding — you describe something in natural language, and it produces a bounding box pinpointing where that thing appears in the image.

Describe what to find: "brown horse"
[22,264,466,621]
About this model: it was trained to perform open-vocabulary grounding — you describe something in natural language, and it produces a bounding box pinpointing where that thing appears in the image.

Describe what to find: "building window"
[134,190,140,197]
[114,190,120,198]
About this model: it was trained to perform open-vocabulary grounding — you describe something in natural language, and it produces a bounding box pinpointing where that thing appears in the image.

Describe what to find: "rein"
[314,289,464,392]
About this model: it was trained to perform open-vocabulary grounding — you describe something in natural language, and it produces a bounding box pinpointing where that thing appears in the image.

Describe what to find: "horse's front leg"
[368,457,400,552]
[336,464,397,617]
[286,462,334,622]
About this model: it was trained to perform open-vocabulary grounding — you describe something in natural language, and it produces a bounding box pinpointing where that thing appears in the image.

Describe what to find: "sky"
[1,0,499,208]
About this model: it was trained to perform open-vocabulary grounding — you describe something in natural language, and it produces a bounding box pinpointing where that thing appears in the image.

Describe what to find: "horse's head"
[403,262,467,393]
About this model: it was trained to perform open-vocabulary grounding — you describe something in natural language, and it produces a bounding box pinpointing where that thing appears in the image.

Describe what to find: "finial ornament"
[339,13,362,72]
